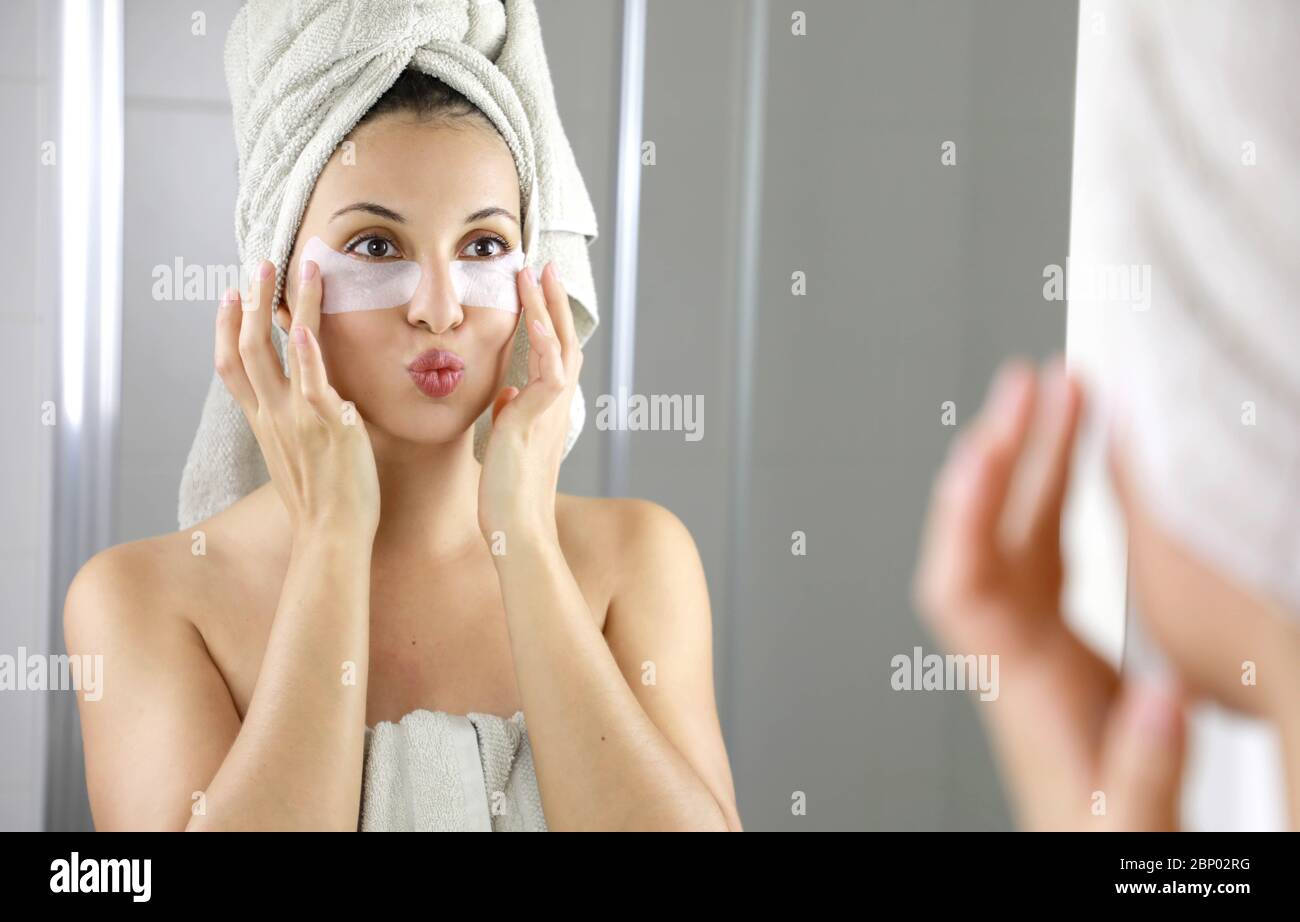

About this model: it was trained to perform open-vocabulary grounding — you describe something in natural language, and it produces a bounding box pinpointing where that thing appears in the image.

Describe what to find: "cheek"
[315,313,394,388]
[466,306,520,355]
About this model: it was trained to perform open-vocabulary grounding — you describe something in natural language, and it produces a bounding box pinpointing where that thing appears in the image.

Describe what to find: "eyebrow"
[464,205,519,227]
[329,202,519,226]
[331,201,406,223]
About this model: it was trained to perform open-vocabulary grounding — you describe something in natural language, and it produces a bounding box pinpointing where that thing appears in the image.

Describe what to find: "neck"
[367,426,484,562]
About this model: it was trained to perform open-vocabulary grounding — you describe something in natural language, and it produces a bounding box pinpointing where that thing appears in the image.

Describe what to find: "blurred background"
[0,0,1081,831]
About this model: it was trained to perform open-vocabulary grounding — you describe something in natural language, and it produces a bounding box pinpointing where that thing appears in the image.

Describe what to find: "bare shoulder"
[554,494,704,607]
[556,491,694,555]
[64,485,287,653]
[63,531,197,638]
[63,528,247,830]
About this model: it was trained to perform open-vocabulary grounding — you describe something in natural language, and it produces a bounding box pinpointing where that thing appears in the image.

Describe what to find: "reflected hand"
[215,259,381,540]
[477,262,582,544]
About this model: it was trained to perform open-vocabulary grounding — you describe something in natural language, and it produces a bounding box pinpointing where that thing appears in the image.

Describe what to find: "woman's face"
[276,112,522,455]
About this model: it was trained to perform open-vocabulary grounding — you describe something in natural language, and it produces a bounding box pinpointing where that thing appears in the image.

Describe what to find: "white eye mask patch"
[301,235,527,314]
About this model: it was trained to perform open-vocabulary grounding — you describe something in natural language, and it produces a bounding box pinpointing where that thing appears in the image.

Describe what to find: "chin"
[362,388,492,448]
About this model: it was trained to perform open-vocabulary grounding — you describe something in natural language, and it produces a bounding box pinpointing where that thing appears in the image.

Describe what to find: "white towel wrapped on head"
[178,0,599,530]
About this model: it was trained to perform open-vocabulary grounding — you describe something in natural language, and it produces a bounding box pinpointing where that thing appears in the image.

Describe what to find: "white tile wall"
[123,0,244,104]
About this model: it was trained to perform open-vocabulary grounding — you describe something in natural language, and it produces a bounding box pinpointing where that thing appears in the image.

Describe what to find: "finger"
[541,261,578,365]
[1002,358,1084,553]
[915,430,997,624]
[511,317,566,418]
[1098,675,1186,831]
[288,258,322,387]
[491,386,520,425]
[214,288,256,414]
[518,265,547,381]
[290,324,337,420]
[1029,363,1084,543]
[294,257,322,339]
[531,316,565,389]
[960,360,1038,558]
[915,363,1037,618]
[239,260,287,401]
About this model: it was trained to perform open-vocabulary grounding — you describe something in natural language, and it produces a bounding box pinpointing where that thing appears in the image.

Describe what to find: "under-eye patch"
[301,236,527,315]
[302,236,421,313]
[449,249,528,313]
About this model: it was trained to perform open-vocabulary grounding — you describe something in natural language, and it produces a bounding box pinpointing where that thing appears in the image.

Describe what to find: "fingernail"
[300,259,317,283]
[259,261,274,280]
[221,287,239,305]
[292,326,307,344]
[532,319,546,337]
[524,266,536,286]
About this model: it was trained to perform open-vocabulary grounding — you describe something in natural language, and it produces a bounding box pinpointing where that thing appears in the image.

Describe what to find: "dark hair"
[355,69,489,130]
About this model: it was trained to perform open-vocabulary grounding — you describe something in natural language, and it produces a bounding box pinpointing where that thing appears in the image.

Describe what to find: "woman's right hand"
[913,359,1187,830]
[215,258,381,540]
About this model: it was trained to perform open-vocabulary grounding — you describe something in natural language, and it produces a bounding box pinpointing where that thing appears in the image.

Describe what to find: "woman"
[64,25,740,830]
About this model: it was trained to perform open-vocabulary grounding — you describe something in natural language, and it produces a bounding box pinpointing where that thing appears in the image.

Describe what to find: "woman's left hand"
[478,261,583,545]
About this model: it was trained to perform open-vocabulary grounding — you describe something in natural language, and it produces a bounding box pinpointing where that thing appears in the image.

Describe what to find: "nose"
[404,262,464,333]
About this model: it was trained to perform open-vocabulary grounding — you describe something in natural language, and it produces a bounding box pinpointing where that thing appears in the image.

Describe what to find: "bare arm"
[186,529,374,831]
[68,257,382,830]
[65,531,373,831]
[65,545,241,831]
[477,262,740,831]
[494,500,742,831]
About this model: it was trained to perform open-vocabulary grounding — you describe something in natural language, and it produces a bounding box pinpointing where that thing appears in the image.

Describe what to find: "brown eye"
[461,235,509,260]
[344,234,401,260]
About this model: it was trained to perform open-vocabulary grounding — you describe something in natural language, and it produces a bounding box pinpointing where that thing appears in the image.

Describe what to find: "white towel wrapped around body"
[178,0,599,530]
[359,709,547,831]
[1071,0,1300,617]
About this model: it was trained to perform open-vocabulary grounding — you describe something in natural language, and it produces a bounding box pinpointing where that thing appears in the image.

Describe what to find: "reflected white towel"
[359,709,548,832]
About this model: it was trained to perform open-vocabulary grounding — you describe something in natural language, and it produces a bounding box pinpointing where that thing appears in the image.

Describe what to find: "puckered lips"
[407,348,465,398]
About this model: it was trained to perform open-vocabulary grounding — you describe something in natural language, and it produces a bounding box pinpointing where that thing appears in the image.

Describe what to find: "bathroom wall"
[628,0,1078,829]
